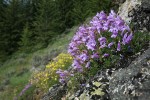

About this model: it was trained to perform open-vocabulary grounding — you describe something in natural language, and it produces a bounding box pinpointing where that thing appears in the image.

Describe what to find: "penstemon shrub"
[57,10,133,83]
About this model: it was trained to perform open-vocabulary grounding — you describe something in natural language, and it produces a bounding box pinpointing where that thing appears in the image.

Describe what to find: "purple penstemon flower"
[108,42,114,48]
[110,27,118,38]
[56,69,71,83]
[96,23,103,33]
[107,10,116,22]
[122,33,133,45]
[86,39,96,51]
[117,41,121,51]
[72,59,83,71]
[80,83,86,87]
[78,25,87,33]
[115,16,124,26]
[96,11,107,21]
[85,61,91,68]
[126,33,133,44]
[98,37,107,48]
[59,79,65,83]
[82,36,88,42]
[103,53,110,57]
[103,21,110,31]
[79,53,89,61]
[19,83,32,96]
[109,10,117,18]
[122,33,128,45]
[91,53,99,59]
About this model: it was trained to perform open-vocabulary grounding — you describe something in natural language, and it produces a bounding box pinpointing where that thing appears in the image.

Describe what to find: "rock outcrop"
[118,0,150,31]
[109,47,150,100]
[68,46,150,100]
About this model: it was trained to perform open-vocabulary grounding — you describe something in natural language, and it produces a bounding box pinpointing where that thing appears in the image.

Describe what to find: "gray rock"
[41,84,67,100]
[118,0,150,31]
[109,47,150,100]
[118,0,141,24]
[142,0,150,11]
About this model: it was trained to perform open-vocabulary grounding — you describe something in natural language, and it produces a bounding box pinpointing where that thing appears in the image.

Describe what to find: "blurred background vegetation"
[0,0,114,64]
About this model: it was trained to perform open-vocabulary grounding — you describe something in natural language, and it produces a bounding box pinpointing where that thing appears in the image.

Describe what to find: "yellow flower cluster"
[30,53,73,91]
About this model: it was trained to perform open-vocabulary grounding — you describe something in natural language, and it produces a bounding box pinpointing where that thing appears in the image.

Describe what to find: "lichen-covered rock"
[109,47,150,100]
[68,45,149,100]
[118,0,141,24]
[118,0,150,31]
[41,84,67,100]
[67,68,116,100]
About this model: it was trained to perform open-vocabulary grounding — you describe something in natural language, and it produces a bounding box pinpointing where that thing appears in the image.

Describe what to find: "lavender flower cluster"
[57,10,133,83]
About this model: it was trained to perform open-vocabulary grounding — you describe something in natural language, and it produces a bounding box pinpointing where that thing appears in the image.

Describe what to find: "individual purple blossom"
[122,33,133,45]
[103,53,110,57]
[103,21,110,31]
[91,53,99,59]
[98,37,107,48]
[82,36,88,42]
[111,32,118,38]
[117,41,121,51]
[96,23,103,33]
[110,10,117,16]
[85,61,91,68]
[109,27,118,38]
[121,25,131,32]
[90,17,103,33]
[115,16,124,26]
[86,39,96,51]
[96,11,107,21]
[108,42,114,48]
[126,33,133,44]
[70,74,74,76]
[78,25,87,33]
[56,69,66,78]
[69,41,77,47]
[79,53,89,61]
[59,79,65,83]
[56,69,71,83]
[107,10,116,22]
[122,33,128,45]
[80,83,86,87]
[19,83,32,96]
[72,59,83,72]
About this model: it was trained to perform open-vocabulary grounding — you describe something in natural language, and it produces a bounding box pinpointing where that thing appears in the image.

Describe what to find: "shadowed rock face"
[142,0,150,11]
[109,47,150,100]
